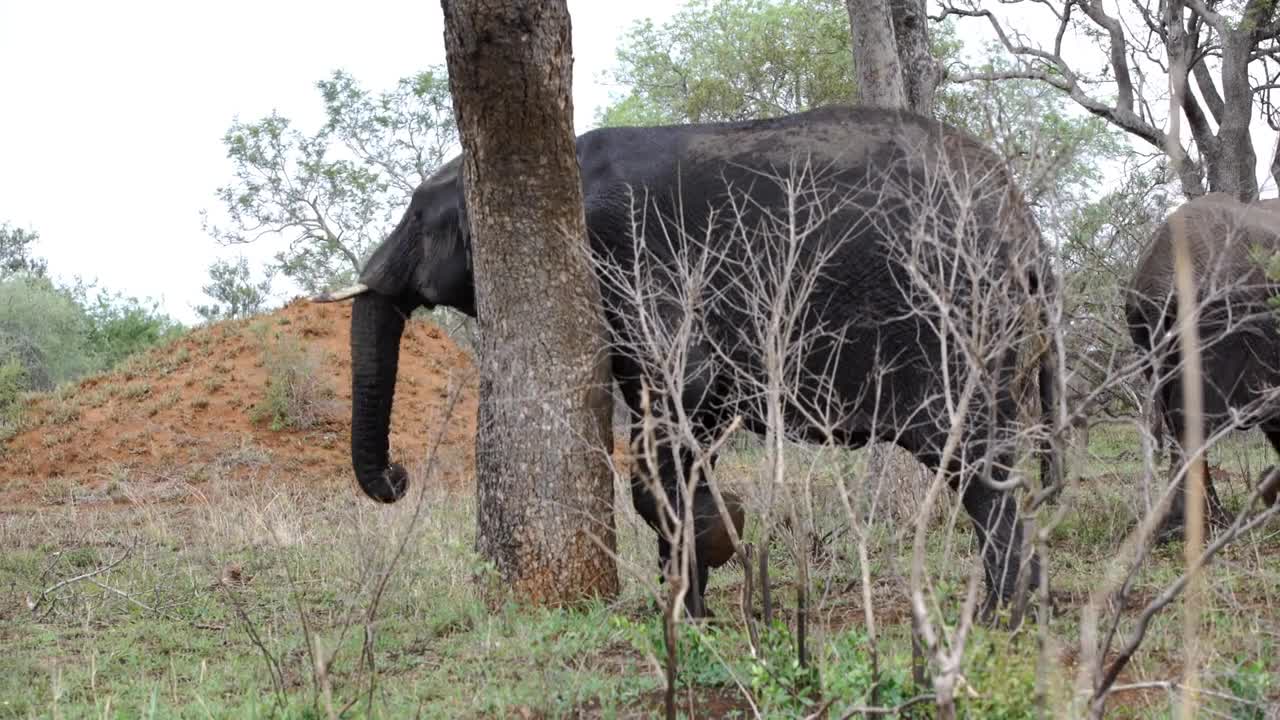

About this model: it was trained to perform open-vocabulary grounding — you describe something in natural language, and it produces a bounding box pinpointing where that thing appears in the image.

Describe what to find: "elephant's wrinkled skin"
[337,106,1054,616]
[1126,193,1280,539]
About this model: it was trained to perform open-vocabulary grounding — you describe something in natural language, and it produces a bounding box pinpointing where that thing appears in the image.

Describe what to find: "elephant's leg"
[1256,430,1280,507]
[1155,386,1229,543]
[899,430,1036,620]
[628,430,723,618]
[956,470,1037,619]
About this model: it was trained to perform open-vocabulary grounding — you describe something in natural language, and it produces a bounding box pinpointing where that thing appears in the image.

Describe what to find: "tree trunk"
[846,0,907,108]
[1207,29,1260,201]
[890,0,938,115]
[441,0,619,604]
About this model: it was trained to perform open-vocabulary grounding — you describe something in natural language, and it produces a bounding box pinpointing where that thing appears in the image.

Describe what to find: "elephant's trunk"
[350,292,410,502]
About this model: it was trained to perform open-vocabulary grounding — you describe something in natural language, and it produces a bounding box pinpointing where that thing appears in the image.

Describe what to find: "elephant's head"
[314,157,474,503]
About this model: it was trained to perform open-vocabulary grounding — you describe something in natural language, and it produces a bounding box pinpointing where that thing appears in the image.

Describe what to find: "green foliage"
[1222,656,1271,719]
[615,614,740,687]
[938,54,1127,238]
[0,354,26,440]
[822,628,911,715]
[0,233,182,402]
[196,256,275,323]
[747,620,821,714]
[72,283,185,369]
[206,68,456,294]
[956,630,1039,719]
[0,275,98,390]
[251,325,335,431]
[599,0,857,126]
[0,224,47,279]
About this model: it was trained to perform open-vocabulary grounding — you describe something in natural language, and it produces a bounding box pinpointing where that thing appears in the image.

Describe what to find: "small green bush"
[748,620,822,715]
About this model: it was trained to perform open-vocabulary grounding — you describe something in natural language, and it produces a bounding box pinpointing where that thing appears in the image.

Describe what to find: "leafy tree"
[76,286,185,368]
[195,257,275,323]
[599,1,1123,246]
[205,68,457,294]
[936,56,1126,241]
[0,224,47,279]
[599,0,859,126]
[0,276,96,390]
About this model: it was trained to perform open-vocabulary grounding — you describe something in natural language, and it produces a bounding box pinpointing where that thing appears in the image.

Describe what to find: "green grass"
[1,429,1278,718]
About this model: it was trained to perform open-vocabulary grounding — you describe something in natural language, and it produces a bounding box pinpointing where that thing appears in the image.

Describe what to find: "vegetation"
[0,225,184,431]
[4,1,1279,718]
[599,0,858,126]
[203,68,457,296]
[250,322,336,431]
[1,431,1275,717]
[195,256,275,323]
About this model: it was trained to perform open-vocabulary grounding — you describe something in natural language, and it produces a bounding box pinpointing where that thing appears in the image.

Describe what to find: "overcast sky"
[2,2,1277,325]
[0,0,682,323]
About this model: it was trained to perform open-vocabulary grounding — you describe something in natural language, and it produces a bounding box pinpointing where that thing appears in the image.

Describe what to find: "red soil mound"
[0,299,478,509]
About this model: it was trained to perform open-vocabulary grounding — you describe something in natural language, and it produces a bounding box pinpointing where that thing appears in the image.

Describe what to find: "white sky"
[1,1,1276,325]
[0,0,683,323]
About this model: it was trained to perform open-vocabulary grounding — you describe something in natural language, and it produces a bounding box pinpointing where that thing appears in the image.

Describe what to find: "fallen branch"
[26,537,138,618]
[836,692,937,719]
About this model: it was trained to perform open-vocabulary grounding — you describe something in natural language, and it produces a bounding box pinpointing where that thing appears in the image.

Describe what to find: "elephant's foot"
[1154,494,1225,545]
[1153,512,1187,545]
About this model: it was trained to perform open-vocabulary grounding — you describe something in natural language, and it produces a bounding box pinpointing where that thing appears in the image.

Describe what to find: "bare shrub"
[251,325,338,431]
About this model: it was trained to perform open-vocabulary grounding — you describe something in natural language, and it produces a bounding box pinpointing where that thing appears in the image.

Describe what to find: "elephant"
[317,105,1056,618]
[1125,193,1280,541]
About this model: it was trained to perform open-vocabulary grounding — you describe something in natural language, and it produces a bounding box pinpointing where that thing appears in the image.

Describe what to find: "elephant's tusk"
[310,283,370,303]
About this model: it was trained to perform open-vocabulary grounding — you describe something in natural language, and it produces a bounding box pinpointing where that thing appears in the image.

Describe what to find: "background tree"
[0,224,181,398]
[599,0,1123,239]
[938,0,1280,201]
[205,69,457,294]
[442,0,620,603]
[194,257,275,323]
[0,224,47,280]
[845,0,922,110]
[599,0,858,126]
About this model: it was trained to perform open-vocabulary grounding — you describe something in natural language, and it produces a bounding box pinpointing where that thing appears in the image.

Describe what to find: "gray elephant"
[1125,193,1280,540]
[318,106,1056,617]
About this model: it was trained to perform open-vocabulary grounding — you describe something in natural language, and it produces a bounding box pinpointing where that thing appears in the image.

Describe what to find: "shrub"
[0,354,26,440]
[79,288,184,368]
[0,276,97,388]
[0,277,183,395]
[251,327,336,431]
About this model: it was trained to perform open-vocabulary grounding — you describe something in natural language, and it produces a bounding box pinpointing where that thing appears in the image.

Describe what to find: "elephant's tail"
[1037,334,1062,502]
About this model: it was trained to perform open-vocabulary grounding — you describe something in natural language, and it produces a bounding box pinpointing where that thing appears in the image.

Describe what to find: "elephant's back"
[1127,193,1280,350]
[1130,194,1280,303]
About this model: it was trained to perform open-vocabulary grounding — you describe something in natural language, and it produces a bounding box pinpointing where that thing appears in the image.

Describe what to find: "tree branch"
[1183,0,1226,32]
[1191,59,1227,123]
[1076,0,1137,112]
[1169,4,1219,159]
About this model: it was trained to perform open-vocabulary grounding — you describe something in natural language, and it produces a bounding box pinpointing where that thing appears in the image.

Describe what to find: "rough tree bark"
[890,0,939,115]
[846,0,907,108]
[441,0,619,603]
[846,0,939,114]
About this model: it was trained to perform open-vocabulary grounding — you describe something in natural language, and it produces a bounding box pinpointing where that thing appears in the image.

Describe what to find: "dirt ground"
[0,299,480,509]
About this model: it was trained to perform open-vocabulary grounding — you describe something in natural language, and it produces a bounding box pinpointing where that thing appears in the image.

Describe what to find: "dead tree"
[937,0,1280,200]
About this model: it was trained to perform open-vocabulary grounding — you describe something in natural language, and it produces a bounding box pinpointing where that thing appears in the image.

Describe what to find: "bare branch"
[1076,0,1138,111]
[25,537,138,617]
